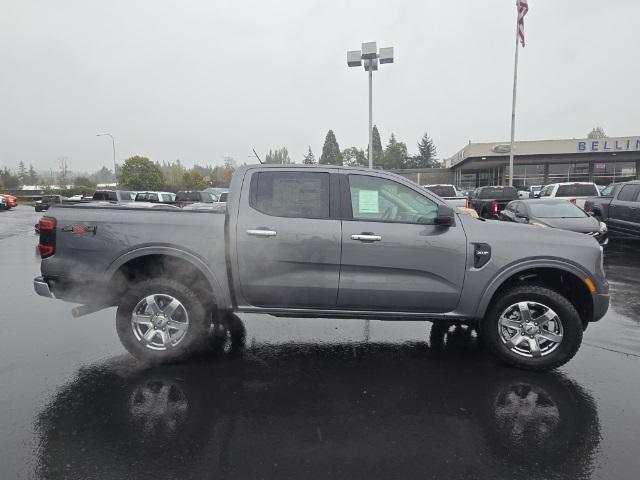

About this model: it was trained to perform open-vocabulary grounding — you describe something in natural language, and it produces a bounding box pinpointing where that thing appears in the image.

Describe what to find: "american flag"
[518,0,529,47]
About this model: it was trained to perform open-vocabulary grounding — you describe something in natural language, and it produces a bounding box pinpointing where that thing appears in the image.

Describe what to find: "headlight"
[599,221,607,233]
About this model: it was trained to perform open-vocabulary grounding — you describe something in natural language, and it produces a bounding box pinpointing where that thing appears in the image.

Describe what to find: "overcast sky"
[1,0,638,173]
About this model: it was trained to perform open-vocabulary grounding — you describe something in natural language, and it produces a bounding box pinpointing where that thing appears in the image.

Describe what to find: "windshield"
[529,202,587,218]
[556,184,598,197]
[425,185,456,197]
[600,184,616,196]
[478,187,518,199]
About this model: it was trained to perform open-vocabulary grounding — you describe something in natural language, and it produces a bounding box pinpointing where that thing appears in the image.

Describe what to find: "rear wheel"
[116,278,211,363]
[481,285,583,371]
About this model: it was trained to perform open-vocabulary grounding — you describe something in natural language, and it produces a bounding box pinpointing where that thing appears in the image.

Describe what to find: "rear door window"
[250,171,330,219]
[616,184,640,202]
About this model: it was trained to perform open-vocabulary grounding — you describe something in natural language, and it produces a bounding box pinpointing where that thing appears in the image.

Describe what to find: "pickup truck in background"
[585,181,640,238]
[422,184,467,208]
[33,165,609,371]
[537,182,600,210]
[467,186,519,218]
[92,190,137,202]
[583,182,624,220]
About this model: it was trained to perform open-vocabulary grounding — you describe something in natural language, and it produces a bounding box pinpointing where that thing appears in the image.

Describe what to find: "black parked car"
[468,186,519,218]
[500,199,608,245]
[34,195,67,212]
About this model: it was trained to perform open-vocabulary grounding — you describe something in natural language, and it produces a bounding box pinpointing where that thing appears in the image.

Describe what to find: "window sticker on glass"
[358,190,379,214]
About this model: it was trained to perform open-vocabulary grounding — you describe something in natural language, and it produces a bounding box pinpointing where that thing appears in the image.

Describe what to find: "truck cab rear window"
[250,171,330,219]
[478,187,518,199]
[556,184,598,197]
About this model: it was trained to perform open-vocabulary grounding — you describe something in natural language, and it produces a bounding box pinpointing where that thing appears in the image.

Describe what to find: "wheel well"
[108,254,215,307]
[487,267,593,328]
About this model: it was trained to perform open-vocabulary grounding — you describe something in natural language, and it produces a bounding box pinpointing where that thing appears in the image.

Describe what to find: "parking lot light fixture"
[96,133,117,179]
[347,42,394,170]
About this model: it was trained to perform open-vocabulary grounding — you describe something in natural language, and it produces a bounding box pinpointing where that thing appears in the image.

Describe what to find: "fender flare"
[474,258,592,319]
[104,246,231,309]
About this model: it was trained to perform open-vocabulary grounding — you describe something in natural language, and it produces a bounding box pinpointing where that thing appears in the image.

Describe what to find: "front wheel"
[481,285,583,371]
[116,278,211,363]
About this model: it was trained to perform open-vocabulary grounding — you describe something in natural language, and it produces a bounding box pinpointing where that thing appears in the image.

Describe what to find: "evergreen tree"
[587,127,606,139]
[406,132,438,168]
[27,164,37,184]
[372,125,383,164]
[303,146,317,165]
[382,133,409,170]
[265,147,293,164]
[320,130,343,165]
[17,161,26,183]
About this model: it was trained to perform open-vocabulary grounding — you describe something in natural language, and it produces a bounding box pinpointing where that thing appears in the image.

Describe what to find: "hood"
[534,216,600,233]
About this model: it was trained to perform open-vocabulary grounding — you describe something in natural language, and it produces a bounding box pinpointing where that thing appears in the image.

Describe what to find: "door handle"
[351,233,382,242]
[246,229,277,237]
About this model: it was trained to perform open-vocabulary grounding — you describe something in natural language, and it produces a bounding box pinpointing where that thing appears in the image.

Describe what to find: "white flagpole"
[508,0,521,187]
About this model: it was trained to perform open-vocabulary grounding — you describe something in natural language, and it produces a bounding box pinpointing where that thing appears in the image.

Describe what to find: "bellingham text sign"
[578,138,640,152]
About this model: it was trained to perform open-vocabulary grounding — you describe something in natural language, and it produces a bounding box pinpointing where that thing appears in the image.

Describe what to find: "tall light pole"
[96,133,116,181]
[347,42,394,169]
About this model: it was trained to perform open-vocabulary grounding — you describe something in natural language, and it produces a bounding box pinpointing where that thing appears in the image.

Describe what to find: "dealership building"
[442,136,640,189]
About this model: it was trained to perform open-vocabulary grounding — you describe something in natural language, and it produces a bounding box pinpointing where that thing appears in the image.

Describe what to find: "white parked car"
[537,182,600,209]
[422,184,467,208]
[134,191,177,203]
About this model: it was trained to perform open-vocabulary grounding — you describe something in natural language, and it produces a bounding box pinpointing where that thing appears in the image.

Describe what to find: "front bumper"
[34,276,54,298]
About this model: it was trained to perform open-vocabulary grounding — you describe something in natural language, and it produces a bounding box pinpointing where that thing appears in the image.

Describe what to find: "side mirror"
[533,193,541,198]
[515,213,529,222]
[434,204,455,226]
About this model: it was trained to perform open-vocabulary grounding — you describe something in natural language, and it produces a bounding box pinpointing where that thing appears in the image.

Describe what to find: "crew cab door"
[235,169,341,308]
[609,184,640,235]
[337,173,467,313]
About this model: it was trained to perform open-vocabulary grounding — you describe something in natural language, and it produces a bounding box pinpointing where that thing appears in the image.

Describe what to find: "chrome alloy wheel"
[498,301,564,358]
[131,294,190,351]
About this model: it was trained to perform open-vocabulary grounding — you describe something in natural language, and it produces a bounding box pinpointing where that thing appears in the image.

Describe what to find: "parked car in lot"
[499,199,608,245]
[0,194,18,209]
[0,196,6,210]
[92,190,136,202]
[422,184,467,208]
[175,190,217,207]
[135,191,177,203]
[585,181,640,238]
[35,195,67,212]
[518,185,544,199]
[537,182,599,209]
[467,186,519,218]
[33,165,609,371]
[582,182,625,221]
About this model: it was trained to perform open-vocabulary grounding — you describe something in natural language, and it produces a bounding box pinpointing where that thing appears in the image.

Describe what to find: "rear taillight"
[39,218,55,232]
[584,201,592,211]
[37,217,56,258]
[466,197,472,208]
[491,200,498,215]
[569,198,577,205]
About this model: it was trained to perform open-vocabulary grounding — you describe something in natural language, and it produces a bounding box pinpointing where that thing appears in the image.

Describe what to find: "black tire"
[481,285,583,371]
[116,278,211,363]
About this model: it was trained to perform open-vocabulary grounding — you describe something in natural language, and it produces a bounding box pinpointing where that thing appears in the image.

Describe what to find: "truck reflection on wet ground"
[36,326,600,480]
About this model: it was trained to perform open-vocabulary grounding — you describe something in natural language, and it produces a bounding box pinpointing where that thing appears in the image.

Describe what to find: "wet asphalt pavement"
[1,205,640,480]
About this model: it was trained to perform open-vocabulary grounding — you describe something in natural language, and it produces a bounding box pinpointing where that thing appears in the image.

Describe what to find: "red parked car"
[0,194,17,209]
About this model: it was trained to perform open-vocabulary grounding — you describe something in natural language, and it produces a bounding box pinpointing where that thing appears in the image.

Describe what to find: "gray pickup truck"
[34,165,609,370]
